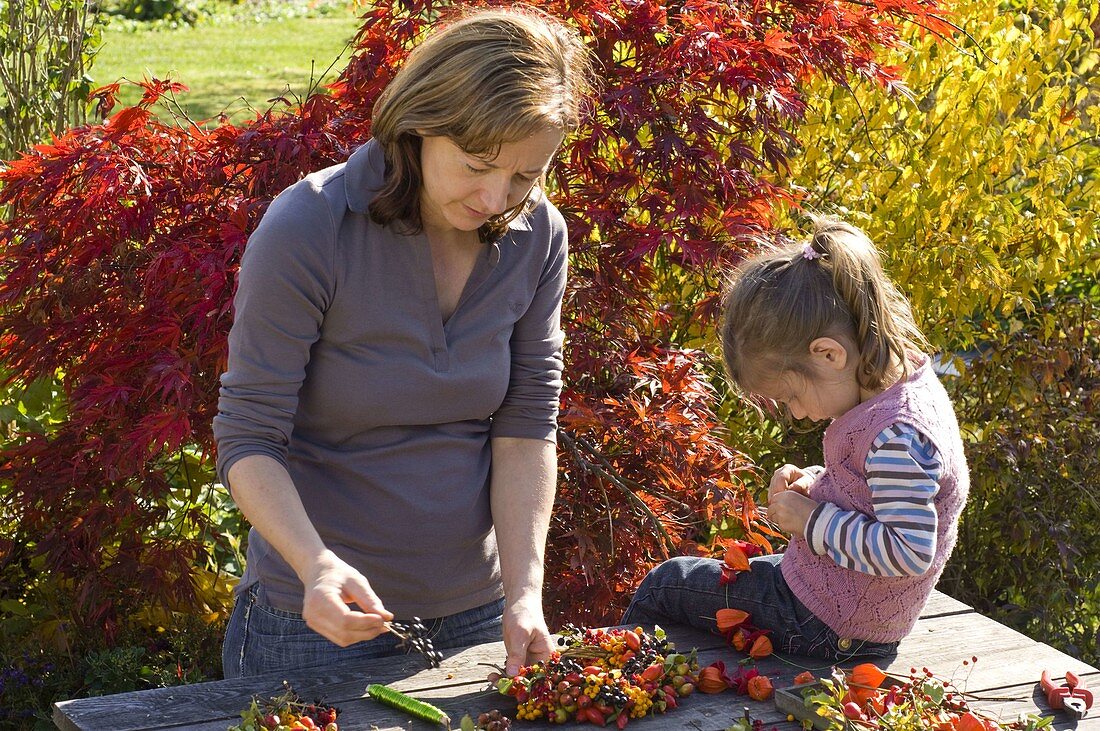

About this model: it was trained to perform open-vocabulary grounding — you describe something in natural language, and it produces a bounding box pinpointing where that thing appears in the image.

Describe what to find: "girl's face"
[765,369,860,423]
[751,336,862,422]
[417,126,564,234]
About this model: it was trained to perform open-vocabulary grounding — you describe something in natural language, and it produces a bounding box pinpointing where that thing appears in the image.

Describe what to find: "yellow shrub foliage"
[777,0,1100,353]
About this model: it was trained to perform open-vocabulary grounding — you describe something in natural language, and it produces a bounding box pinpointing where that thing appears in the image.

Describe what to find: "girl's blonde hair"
[369,6,593,241]
[721,216,929,396]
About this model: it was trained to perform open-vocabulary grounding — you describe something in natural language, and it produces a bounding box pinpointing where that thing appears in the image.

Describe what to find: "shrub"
[98,0,360,29]
[939,289,1100,666]
[101,0,203,24]
[0,619,225,728]
[0,0,104,162]
[772,0,1100,355]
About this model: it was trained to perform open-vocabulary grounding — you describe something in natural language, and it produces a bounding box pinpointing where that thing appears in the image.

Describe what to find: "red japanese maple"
[0,0,942,636]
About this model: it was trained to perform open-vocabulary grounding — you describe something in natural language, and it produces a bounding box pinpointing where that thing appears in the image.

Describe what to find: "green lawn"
[93,11,364,123]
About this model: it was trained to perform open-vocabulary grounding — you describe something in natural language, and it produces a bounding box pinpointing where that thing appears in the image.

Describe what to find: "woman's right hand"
[768,463,815,501]
[301,549,394,647]
[225,456,395,647]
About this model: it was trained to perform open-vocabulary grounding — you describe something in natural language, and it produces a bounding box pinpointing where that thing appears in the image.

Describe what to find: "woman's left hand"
[490,437,558,676]
[503,596,553,676]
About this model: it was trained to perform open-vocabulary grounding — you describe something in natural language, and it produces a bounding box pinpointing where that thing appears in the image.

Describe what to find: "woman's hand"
[768,463,816,501]
[502,595,553,676]
[768,490,819,538]
[226,456,394,646]
[489,438,558,677]
[301,550,394,647]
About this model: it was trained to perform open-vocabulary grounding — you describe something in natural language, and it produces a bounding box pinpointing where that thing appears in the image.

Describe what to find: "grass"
[92,8,364,124]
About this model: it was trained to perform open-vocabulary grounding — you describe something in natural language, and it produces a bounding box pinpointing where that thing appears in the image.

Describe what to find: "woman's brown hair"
[721,216,930,397]
[369,6,593,241]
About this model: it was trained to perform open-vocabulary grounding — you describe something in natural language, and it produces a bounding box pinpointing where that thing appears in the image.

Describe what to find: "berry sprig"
[388,617,444,668]
[475,709,512,730]
[725,706,774,731]
[494,625,699,728]
[796,660,1054,731]
[227,683,338,731]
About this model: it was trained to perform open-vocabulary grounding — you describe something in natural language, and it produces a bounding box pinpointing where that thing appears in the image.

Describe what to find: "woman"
[214,6,592,679]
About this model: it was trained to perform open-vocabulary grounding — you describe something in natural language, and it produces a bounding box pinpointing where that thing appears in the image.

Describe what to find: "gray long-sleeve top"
[213,140,567,618]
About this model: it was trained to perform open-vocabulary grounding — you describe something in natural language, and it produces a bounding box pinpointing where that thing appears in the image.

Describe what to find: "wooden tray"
[774,678,904,730]
[773,680,833,730]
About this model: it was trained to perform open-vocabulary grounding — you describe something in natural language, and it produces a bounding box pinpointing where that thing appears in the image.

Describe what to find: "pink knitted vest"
[780,356,969,643]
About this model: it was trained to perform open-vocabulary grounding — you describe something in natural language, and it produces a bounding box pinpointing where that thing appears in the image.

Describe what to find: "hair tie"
[801,242,822,260]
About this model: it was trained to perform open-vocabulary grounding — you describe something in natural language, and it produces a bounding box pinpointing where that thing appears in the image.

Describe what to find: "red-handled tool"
[1040,669,1093,719]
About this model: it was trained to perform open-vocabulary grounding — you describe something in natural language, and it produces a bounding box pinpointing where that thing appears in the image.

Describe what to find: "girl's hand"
[768,464,816,501]
[301,549,393,647]
[768,490,819,538]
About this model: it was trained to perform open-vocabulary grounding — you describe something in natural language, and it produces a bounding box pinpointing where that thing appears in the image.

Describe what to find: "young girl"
[622,216,969,660]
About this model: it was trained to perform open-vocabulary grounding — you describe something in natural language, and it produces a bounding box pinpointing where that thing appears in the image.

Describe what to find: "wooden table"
[54,591,1099,731]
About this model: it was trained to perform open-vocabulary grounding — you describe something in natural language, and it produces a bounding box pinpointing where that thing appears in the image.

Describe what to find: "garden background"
[0,0,1097,728]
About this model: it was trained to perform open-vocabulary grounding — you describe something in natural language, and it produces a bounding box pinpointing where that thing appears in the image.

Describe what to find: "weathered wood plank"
[965,680,1100,731]
[52,652,437,731]
[921,588,975,618]
[49,627,724,731]
[891,611,1096,685]
[686,611,1096,693]
[51,651,483,730]
[52,592,1099,731]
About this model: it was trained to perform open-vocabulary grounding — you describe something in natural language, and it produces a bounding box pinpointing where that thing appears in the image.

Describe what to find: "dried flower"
[697,663,731,694]
[748,635,773,659]
[715,608,750,633]
[747,675,774,701]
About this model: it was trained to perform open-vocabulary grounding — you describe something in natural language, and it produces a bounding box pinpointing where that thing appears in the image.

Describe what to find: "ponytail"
[721,215,928,394]
[807,216,928,390]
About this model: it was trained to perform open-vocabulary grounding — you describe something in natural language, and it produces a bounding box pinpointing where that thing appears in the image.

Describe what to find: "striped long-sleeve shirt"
[804,422,942,577]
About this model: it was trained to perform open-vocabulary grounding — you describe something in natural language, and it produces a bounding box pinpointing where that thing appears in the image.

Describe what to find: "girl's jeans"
[222,583,505,678]
[622,555,898,662]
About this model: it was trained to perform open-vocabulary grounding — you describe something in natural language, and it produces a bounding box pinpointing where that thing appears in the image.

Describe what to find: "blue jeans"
[622,555,897,662]
[222,584,505,678]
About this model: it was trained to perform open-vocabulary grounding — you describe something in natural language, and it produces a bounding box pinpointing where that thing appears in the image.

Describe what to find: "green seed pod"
[367,684,451,729]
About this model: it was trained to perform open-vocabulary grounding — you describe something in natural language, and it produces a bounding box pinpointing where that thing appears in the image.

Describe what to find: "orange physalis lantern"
[954,712,997,731]
[730,629,748,651]
[793,671,816,686]
[723,543,750,571]
[748,635,773,658]
[716,608,750,633]
[697,665,730,694]
[746,675,774,701]
[847,662,887,705]
[849,663,887,689]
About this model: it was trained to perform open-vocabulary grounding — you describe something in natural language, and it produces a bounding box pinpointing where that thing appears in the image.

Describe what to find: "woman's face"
[417,126,563,234]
